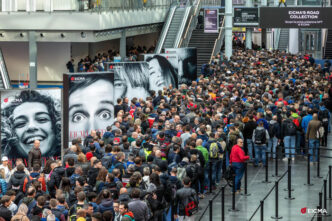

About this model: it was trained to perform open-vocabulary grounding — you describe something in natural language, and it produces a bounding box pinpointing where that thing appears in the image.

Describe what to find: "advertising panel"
[164,48,197,85]
[234,7,259,27]
[260,7,332,28]
[204,9,219,33]
[63,72,114,146]
[1,89,61,159]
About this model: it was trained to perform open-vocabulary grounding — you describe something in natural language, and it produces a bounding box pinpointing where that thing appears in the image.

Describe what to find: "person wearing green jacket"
[195,139,209,163]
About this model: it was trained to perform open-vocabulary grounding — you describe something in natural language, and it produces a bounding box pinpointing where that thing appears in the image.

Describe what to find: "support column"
[88,43,94,58]
[28,31,37,89]
[225,0,233,60]
[245,0,253,49]
[120,29,127,60]
[261,0,267,49]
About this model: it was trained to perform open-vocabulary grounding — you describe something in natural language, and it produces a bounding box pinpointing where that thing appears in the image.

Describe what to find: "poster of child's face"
[1,89,61,158]
[63,72,114,144]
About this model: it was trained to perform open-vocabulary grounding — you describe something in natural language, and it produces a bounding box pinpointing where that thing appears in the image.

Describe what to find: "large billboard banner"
[234,7,259,27]
[63,72,114,146]
[260,7,332,28]
[164,48,197,85]
[1,89,61,159]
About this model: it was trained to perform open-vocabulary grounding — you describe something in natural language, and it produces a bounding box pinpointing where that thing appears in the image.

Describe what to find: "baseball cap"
[1,156,8,161]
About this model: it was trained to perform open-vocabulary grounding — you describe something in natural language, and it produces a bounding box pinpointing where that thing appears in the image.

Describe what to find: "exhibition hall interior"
[0,0,332,221]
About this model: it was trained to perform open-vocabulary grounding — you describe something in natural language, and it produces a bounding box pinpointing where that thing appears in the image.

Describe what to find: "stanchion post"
[262,151,271,183]
[221,186,225,221]
[324,180,327,211]
[317,206,322,221]
[209,161,213,194]
[209,200,212,221]
[304,153,313,186]
[260,200,264,221]
[285,159,295,199]
[271,181,282,219]
[228,175,239,212]
[319,192,322,209]
[329,165,331,200]
[241,162,251,196]
[317,147,322,178]
[273,145,280,178]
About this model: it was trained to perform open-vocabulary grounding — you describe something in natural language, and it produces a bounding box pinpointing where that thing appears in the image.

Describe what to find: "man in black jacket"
[88,159,102,186]
[174,177,198,221]
[0,195,12,221]
[48,161,65,198]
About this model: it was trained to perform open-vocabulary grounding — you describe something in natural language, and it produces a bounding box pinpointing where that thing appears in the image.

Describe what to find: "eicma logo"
[70,76,85,82]
[3,97,22,103]
[301,207,328,215]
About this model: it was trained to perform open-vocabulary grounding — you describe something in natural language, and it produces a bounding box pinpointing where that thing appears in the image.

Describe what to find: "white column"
[225,0,233,60]
[245,0,253,49]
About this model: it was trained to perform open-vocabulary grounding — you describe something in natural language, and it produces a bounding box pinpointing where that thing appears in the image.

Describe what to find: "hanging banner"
[0,89,62,159]
[164,48,197,85]
[204,9,219,33]
[234,7,259,27]
[260,7,332,28]
[63,72,114,146]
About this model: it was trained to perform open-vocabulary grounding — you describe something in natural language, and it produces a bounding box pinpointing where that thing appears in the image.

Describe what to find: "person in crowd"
[0,156,11,182]
[0,195,12,221]
[10,203,29,221]
[306,113,322,163]
[230,139,249,194]
[252,121,269,166]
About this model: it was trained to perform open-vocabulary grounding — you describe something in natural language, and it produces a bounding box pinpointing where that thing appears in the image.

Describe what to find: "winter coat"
[98,199,113,214]
[128,199,150,221]
[306,117,321,140]
[28,147,42,169]
[243,120,257,139]
[87,168,100,186]
[174,187,198,216]
[8,171,28,192]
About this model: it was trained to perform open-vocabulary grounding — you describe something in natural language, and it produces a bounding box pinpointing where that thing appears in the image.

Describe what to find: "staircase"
[162,8,185,49]
[278,29,289,51]
[324,30,332,59]
[0,49,11,89]
[188,28,219,73]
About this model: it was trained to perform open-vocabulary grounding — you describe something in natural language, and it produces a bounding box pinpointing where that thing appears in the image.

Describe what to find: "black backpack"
[287,121,297,135]
[319,109,329,124]
[254,129,266,145]
[268,122,278,138]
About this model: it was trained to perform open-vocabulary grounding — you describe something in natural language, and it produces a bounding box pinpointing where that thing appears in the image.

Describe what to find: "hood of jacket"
[103,131,113,138]
[291,113,300,119]
[22,197,35,206]
[119,193,130,202]
[54,167,65,176]
[100,199,113,209]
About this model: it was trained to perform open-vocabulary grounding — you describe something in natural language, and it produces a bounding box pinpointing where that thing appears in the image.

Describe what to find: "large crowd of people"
[1,48,332,221]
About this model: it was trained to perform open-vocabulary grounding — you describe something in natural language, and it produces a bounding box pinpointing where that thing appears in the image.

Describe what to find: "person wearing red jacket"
[230,138,250,194]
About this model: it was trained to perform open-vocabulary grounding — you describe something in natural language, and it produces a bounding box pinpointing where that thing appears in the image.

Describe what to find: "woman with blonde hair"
[11,203,29,221]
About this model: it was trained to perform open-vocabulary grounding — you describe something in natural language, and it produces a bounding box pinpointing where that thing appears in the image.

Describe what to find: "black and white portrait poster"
[107,59,178,101]
[63,72,114,147]
[0,89,61,159]
[164,47,198,84]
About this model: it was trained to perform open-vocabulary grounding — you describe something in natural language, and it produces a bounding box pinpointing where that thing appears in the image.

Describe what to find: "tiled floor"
[196,135,332,221]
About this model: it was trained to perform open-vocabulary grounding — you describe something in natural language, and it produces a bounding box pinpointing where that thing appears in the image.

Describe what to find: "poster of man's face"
[107,62,150,101]
[63,72,114,145]
[0,89,61,159]
[164,48,197,84]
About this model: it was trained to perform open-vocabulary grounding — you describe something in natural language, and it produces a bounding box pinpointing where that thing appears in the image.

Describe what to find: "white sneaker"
[282,158,288,161]
[292,157,295,161]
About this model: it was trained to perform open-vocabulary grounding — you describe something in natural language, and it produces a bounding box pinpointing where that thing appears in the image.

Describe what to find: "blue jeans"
[254,145,266,166]
[246,139,254,161]
[296,131,302,154]
[309,139,320,162]
[283,136,296,158]
[268,137,278,158]
[216,159,223,183]
[204,160,218,187]
[232,162,245,191]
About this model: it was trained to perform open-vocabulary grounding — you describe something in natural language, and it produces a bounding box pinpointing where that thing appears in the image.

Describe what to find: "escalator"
[0,49,11,89]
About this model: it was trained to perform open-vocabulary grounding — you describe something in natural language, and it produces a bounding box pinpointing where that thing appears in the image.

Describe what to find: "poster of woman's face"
[63,72,114,144]
[1,89,61,159]
[164,47,197,84]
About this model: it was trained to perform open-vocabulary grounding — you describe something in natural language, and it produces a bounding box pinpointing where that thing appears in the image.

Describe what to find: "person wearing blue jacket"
[319,103,330,146]
[0,168,7,197]
[301,109,313,133]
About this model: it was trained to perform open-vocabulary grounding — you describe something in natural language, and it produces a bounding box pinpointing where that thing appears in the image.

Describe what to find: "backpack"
[69,204,84,221]
[143,194,153,218]
[287,121,297,135]
[186,164,198,181]
[177,166,187,182]
[319,109,329,124]
[165,180,177,203]
[316,125,325,139]
[12,174,30,193]
[268,122,278,138]
[108,162,124,173]
[101,154,115,169]
[209,142,219,159]
[184,194,198,216]
[254,129,266,145]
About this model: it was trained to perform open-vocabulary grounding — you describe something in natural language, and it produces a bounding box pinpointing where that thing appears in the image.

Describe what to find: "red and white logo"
[301,207,328,216]
[3,97,22,103]
[70,76,85,82]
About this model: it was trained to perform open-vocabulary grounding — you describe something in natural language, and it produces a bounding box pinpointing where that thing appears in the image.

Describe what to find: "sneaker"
[292,157,295,161]
[282,158,288,161]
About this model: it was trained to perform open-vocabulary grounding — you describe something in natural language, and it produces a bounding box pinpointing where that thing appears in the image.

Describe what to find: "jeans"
[283,136,296,158]
[232,162,245,191]
[246,139,254,161]
[216,159,223,183]
[254,145,266,166]
[296,131,302,154]
[309,139,320,162]
[268,137,278,158]
[204,160,217,188]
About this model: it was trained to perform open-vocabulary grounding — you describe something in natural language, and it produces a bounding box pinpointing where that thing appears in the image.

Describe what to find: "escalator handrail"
[155,5,177,53]
[0,49,11,89]
[173,1,193,48]
[209,18,225,64]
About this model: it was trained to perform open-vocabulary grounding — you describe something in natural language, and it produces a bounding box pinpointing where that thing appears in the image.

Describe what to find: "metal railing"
[0,49,11,89]
[155,5,177,53]
[209,18,225,63]
[1,0,176,12]
[174,0,193,48]
[179,0,202,47]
